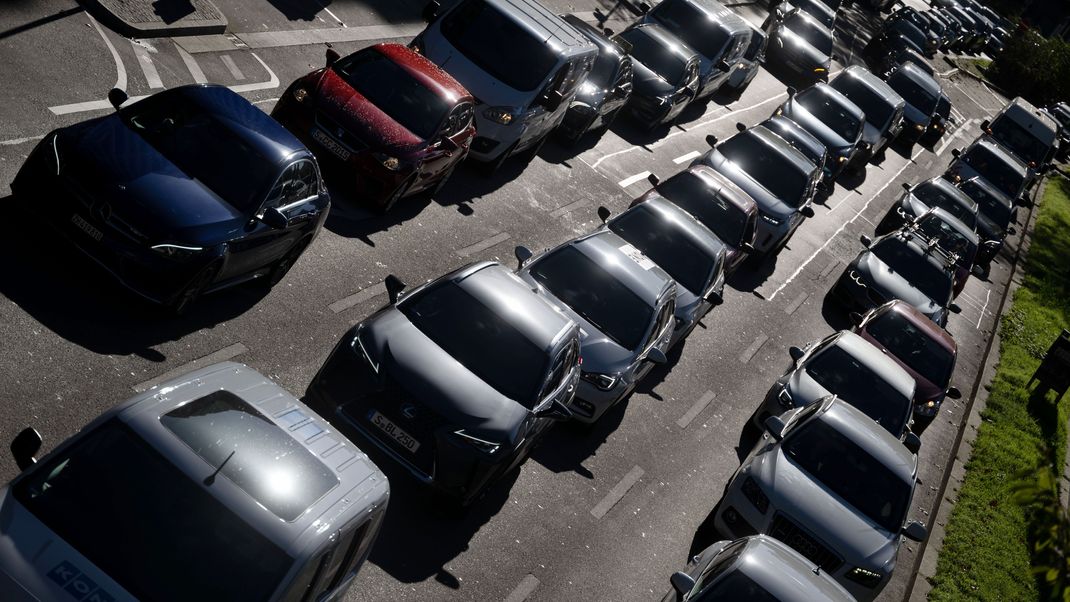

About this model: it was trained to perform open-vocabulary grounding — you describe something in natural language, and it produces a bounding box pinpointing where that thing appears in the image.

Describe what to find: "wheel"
[263,235,312,288]
[168,262,220,316]
[479,141,518,176]
[378,176,414,213]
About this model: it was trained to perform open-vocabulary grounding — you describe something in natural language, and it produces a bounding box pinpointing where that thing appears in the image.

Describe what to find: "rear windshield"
[650,1,732,59]
[959,179,1012,227]
[866,310,954,387]
[832,76,895,130]
[334,50,451,140]
[961,145,1025,197]
[870,237,953,302]
[13,421,292,601]
[797,89,863,142]
[401,281,548,406]
[442,0,557,92]
[608,205,716,295]
[764,119,824,166]
[912,182,977,229]
[804,344,911,435]
[719,133,810,207]
[658,172,751,247]
[785,12,832,54]
[887,72,938,114]
[784,418,912,532]
[619,28,689,83]
[697,570,778,600]
[990,116,1053,165]
[934,94,951,119]
[530,245,654,350]
[915,215,977,266]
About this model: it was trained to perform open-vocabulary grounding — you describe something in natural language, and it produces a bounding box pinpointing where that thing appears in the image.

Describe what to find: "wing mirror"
[534,399,573,421]
[735,122,747,132]
[385,274,407,305]
[260,207,289,230]
[717,58,731,71]
[108,88,128,110]
[514,245,533,269]
[705,289,724,305]
[786,85,797,97]
[951,148,962,158]
[11,427,42,472]
[902,521,928,542]
[637,1,652,13]
[980,118,991,131]
[764,415,788,441]
[1014,195,1031,207]
[437,136,460,152]
[904,431,922,454]
[670,572,696,595]
[949,303,962,314]
[597,206,612,223]
[741,242,756,253]
[901,182,912,192]
[788,346,805,361]
[860,234,873,248]
[946,385,962,399]
[705,134,719,148]
[647,173,660,187]
[422,0,441,22]
[325,47,340,67]
[801,206,815,218]
[646,348,668,365]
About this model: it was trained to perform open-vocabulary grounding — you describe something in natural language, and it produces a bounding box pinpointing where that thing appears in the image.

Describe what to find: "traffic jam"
[0,0,1062,600]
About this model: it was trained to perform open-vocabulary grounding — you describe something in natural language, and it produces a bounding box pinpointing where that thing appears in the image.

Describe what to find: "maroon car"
[851,300,961,432]
[273,43,476,212]
[630,166,758,273]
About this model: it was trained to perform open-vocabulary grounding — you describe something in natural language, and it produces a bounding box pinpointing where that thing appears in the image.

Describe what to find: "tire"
[168,262,220,316]
[263,235,312,288]
[378,176,414,214]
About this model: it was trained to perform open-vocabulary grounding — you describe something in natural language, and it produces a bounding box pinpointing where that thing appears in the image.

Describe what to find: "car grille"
[314,113,366,153]
[342,393,440,478]
[770,513,843,573]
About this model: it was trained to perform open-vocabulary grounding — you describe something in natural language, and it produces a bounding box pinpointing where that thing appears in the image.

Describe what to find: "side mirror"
[637,1,652,14]
[421,0,441,22]
[534,399,573,421]
[540,89,564,111]
[849,311,863,326]
[735,122,746,133]
[647,173,660,187]
[385,274,407,305]
[788,346,805,361]
[764,415,788,441]
[1008,226,1017,235]
[786,86,797,97]
[597,206,611,223]
[901,182,912,192]
[902,521,928,542]
[260,207,289,230]
[860,234,873,248]
[951,148,962,158]
[1014,196,1030,207]
[717,58,731,71]
[325,47,340,67]
[670,571,696,595]
[602,27,615,37]
[705,134,719,148]
[800,206,815,218]
[647,348,668,365]
[514,245,533,268]
[904,432,922,454]
[11,427,42,472]
[946,385,962,399]
[980,118,991,130]
[107,88,128,110]
[949,303,962,314]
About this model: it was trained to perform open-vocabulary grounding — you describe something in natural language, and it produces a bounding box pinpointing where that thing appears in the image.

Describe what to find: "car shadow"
[836,164,868,190]
[888,137,922,160]
[820,291,854,331]
[609,114,676,148]
[537,129,611,164]
[727,247,781,294]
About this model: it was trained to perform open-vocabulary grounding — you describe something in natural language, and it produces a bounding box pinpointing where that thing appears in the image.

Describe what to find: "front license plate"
[368,410,420,453]
[311,128,351,161]
[70,214,103,241]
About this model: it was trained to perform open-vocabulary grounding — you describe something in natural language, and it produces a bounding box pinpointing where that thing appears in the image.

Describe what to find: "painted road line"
[132,343,248,393]
[236,23,424,49]
[456,232,511,258]
[220,55,246,80]
[739,333,769,363]
[329,282,387,314]
[228,53,280,93]
[819,259,839,280]
[131,40,163,89]
[90,15,126,93]
[176,34,237,54]
[673,150,701,164]
[176,42,207,84]
[252,97,280,106]
[953,82,990,113]
[936,119,976,156]
[618,171,652,188]
[677,391,715,428]
[503,574,540,602]
[549,199,588,218]
[0,135,43,146]
[590,466,644,519]
[784,292,809,315]
[317,1,347,27]
[976,288,991,329]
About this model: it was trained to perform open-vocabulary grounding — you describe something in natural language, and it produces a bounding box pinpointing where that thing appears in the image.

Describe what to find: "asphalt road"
[0,1,1015,600]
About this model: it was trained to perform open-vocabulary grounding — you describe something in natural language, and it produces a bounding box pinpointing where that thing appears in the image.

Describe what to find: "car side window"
[265,160,318,211]
[442,103,474,138]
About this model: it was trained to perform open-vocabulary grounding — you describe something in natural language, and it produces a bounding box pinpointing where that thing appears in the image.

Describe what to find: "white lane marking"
[0,135,43,146]
[89,15,126,92]
[827,189,858,212]
[456,232,511,257]
[228,53,280,93]
[678,391,715,428]
[549,198,588,217]
[976,288,991,329]
[176,42,207,84]
[673,150,701,164]
[954,82,990,113]
[322,6,347,26]
[936,118,977,156]
[503,574,540,602]
[220,55,246,80]
[131,40,163,89]
[590,465,644,518]
[739,333,769,363]
[132,343,247,392]
[252,97,280,106]
[236,23,424,49]
[618,171,652,188]
[766,147,925,301]
[329,282,387,314]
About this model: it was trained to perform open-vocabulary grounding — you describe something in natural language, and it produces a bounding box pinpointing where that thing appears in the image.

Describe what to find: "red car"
[273,43,476,212]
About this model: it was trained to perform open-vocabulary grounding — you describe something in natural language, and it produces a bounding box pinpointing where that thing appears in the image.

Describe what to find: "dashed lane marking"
[673,150,701,164]
[220,55,246,80]
[503,574,540,602]
[456,232,510,258]
[618,171,652,188]
[590,465,644,519]
[132,343,247,393]
[549,199,588,218]
[176,42,207,84]
[677,391,715,428]
[739,333,769,363]
[91,15,126,93]
[131,40,163,89]
[0,136,43,146]
[329,282,387,314]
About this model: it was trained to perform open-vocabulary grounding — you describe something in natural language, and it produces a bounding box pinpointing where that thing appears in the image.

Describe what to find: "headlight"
[582,372,619,391]
[914,123,925,131]
[774,107,783,117]
[838,155,849,163]
[452,429,503,455]
[777,387,794,407]
[845,567,883,588]
[484,106,521,125]
[372,152,401,171]
[760,213,782,226]
[813,67,827,74]
[741,476,770,514]
[292,87,308,102]
[916,399,940,416]
[151,244,206,260]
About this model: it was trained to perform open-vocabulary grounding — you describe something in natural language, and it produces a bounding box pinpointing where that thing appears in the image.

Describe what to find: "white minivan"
[983,96,1060,188]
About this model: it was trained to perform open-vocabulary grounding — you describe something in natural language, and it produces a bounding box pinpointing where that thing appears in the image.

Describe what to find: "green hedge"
[988,27,1070,107]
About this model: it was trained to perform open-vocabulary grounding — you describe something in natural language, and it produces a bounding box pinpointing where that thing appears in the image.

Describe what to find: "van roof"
[1000,97,1059,139]
[484,0,596,53]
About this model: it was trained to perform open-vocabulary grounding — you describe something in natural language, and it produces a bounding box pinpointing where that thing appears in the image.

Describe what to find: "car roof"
[957,175,1011,204]
[734,536,854,601]
[627,23,701,62]
[800,83,866,122]
[564,230,675,304]
[836,66,906,109]
[623,197,728,259]
[998,96,1059,138]
[889,62,941,95]
[827,331,917,399]
[816,398,918,482]
[918,176,979,213]
[683,164,759,214]
[745,125,817,175]
[876,229,958,274]
[372,43,472,104]
[561,14,626,57]
[481,0,594,52]
[871,300,957,353]
[762,115,827,162]
[917,206,980,245]
[680,0,750,32]
[967,135,1029,175]
[786,8,833,35]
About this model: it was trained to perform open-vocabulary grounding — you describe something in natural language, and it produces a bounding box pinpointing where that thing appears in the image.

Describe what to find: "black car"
[11,85,329,314]
[759,115,831,186]
[889,9,940,55]
[955,176,1017,265]
[922,93,953,144]
[775,83,866,179]
[829,66,907,162]
[863,19,927,65]
[885,63,942,145]
[556,15,634,145]
[875,177,979,236]
[766,9,835,83]
[616,24,701,129]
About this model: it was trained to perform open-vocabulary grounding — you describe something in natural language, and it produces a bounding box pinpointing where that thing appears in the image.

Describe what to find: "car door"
[415,102,473,190]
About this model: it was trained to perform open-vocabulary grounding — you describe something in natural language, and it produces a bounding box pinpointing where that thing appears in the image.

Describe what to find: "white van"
[983,96,1059,187]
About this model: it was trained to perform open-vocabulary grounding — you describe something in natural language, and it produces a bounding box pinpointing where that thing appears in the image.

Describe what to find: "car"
[775,83,867,179]
[985,27,1007,54]
[906,207,981,297]
[616,24,701,129]
[662,536,854,601]
[878,46,934,81]
[889,9,940,55]
[723,23,768,93]
[305,262,581,506]
[272,44,474,212]
[875,177,980,236]
[714,397,928,601]
[884,63,942,145]
[831,229,961,327]
[10,84,330,315]
[955,176,1018,266]
[759,115,831,186]
[753,330,917,441]
[596,200,727,345]
[829,66,907,161]
[922,92,953,144]
[766,9,835,83]
[555,15,634,145]
[633,166,758,273]
[0,362,389,602]
[947,136,1030,202]
[1045,102,1070,160]
[514,234,675,424]
[850,300,961,432]
[982,96,1060,183]
[776,0,837,28]
[863,19,927,62]
[692,125,819,255]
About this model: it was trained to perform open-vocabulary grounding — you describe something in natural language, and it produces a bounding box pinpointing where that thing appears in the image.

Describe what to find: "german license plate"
[311,128,351,161]
[368,410,420,453]
[70,214,103,241]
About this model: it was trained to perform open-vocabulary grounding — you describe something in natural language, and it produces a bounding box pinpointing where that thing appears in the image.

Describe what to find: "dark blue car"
[12,84,330,313]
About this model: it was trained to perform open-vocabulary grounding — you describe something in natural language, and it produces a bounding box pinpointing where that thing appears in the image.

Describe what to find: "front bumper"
[752,214,797,254]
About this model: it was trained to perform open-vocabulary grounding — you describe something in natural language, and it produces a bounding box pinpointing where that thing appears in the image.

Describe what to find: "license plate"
[368,410,420,453]
[70,214,103,241]
[311,128,351,161]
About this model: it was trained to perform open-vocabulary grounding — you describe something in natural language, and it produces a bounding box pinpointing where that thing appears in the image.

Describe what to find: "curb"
[905,174,1047,601]
[79,0,227,37]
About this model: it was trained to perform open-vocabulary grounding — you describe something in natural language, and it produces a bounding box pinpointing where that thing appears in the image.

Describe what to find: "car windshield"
[401,281,548,406]
[785,13,832,54]
[804,344,911,435]
[832,77,895,130]
[870,237,953,302]
[934,95,951,118]
[13,421,292,601]
[696,571,778,601]
[784,417,912,532]
[866,310,954,386]
[890,19,927,48]
[333,50,451,140]
[620,28,689,83]
[915,216,976,265]
[719,133,810,207]
[650,1,732,59]
[441,0,557,92]
[990,117,1052,165]
[913,182,977,229]
[126,94,275,211]
[796,0,835,26]
[587,50,620,89]
[888,73,938,114]
[658,172,751,246]
[797,90,863,142]
[608,205,717,295]
[530,245,654,350]
[959,179,1012,227]
[961,145,1025,197]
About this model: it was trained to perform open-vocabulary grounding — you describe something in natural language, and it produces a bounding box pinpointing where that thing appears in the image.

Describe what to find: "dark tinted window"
[619,28,689,83]
[866,310,954,387]
[990,117,1051,165]
[784,418,912,531]
[691,540,747,595]
[785,12,833,54]
[959,179,1011,227]
[915,215,977,266]
[764,120,824,166]
[161,390,338,521]
[694,570,778,601]
[889,19,927,49]
[608,205,716,295]
[401,281,548,406]
[797,89,863,142]
[887,72,938,114]
[441,0,558,92]
[832,76,895,130]
[796,0,835,26]
[334,51,451,139]
[658,172,750,246]
[650,1,732,59]
[719,133,809,207]
[14,421,292,601]
[912,182,977,229]
[587,50,621,88]
[803,344,911,435]
[266,160,319,210]
[961,145,1025,197]
[934,94,951,119]
[530,245,654,350]
[870,238,953,302]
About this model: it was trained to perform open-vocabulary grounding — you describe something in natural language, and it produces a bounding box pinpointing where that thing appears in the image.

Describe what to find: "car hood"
[783,102,854,151]
[539,293,635,375]
[975,211,1004,240]
[631,61,677,97]
[903,102,931,128]
[703,151,797,220]
[855,252,942,316]
[310,68,426,155]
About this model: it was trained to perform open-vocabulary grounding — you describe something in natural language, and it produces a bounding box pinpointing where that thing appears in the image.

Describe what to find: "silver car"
[515,231,677,423]
[947,135,1030,203]
[715,397,928,601]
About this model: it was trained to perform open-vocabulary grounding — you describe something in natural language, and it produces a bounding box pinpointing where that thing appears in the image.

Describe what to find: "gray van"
[0,363,389,602]
[638,0,753,99]
[983,96,1059,185]
[416,0,597,172]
